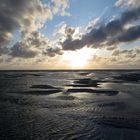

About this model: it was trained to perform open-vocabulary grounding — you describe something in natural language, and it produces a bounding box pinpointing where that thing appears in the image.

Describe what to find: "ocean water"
[0,70,140,140]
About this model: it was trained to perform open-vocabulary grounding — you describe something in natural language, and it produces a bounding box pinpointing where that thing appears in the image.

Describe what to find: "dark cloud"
[0,46,8,56]
[0,0,71,60]
[0,33,10,55]
[43,47,63,57]
[0,1,71,68]
[117,25,140,42]
[61,38,85,51]
[61,6,140,50]
[0,0,41,38]
[26,31,49,48]
[0,0,52,57]
[120,7,140,24]
[8,31,52,58]
[10,42,38,58]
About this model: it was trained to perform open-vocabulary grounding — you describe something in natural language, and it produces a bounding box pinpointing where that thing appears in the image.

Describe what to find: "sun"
[62,47,95,68]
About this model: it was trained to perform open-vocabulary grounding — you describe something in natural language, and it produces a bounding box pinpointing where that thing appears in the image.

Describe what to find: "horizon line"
[0,68,140,71]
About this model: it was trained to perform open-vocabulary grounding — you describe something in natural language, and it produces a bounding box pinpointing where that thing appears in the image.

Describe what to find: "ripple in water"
[0,70,140,139]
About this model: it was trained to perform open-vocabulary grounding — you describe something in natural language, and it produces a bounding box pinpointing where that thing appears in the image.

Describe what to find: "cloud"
[61,38,85,51]
[9,42,39,58]
[116,25,140,42]
[88,46,140,68]
[85,17,101,31]
[53,22,81,42]
[115,0,140,8]
[0,0,52,56]
[112,47,140,59]
[43,47,63,57]
[0,0,140,69]
[0,0,70,58]
[8,31,50,58]
[61,6,140,51]
[50,0,70,16]
[53,22,83,51]
[106,46,117,51]
[9,31,63,59]
[25,31,49,48]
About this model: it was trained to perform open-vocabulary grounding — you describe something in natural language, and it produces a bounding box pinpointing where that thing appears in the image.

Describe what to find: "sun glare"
[62,47,95,68]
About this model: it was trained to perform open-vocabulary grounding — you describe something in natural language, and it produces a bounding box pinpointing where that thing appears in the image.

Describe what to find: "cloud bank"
[0,0,140,69]
[0,0,69,58]
[61,6,140,51]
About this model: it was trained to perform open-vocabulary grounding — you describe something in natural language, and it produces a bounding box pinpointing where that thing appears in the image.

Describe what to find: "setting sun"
[62,47,95,68]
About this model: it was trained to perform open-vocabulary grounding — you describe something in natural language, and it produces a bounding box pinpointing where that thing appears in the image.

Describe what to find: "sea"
[0,70,140,140]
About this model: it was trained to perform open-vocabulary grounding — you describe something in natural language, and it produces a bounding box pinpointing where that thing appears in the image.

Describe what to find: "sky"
[0,0,140,69]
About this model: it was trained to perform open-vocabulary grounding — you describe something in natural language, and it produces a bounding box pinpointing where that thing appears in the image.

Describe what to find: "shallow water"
[0,70,140,140]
